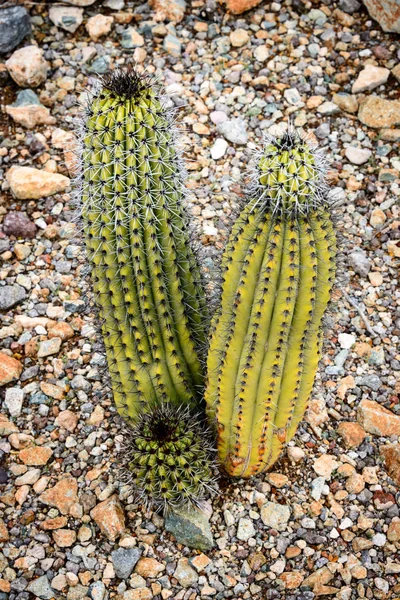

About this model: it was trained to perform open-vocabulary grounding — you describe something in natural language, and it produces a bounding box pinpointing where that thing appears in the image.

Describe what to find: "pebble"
[6,89,56,129]
[345,147,372,165]
[163,34,182,56]
[261,502,291,531]
[26,575,55,600]
[37,337,62,358]
[4,387,24,417]
[174,558,199,587]
[358,96,400,129]
[333,93,358,114]
[49,6,83,33]
[230,28,250,47]
[0,5,31,54]
[6,166,70,200]
[347,249,371,277]
[217,118,248,144]
[338,333,356,349]
[111,548,142,579]
[352,64,390,94]
[86,14,114,41]
[357,399,400,436]
[90,495,126,541]
[237,517,256,541]
[211,138,228,160]
[6,45,48,88]
[121,27,145,48]
[0,354,23,386]
[165,505,214,551]
[0,284,27,311]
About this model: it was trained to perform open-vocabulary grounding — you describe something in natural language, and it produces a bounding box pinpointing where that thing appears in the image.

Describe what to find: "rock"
[163,34,181,56]
[6,89,55,129]
[332,93,358,114]
[0,518,9,542]
[338,422,367,448]
[4,387,24,417]
[89,581,106,600]
[211,138,228,160]
[48,321,74,342]
[27,576,55,600]
[284,88,302,105]
[370,208,386,227]
[3,211,37,239]
[0,6,31,54]
[279,572,304,589]
[6,46,48,88]
[237,517,255,541]
[313,454,339,479]
[306,395,329,430]
[261,502,291,531]
[20,445,52,466]
[86,14,114,41]
[90,495,125,541]
[37,337,62,358]
[230,28,250,47]
[362,0,400,32]
[49,6,84,33]
[224,0,263,13]
[345,147,372,165]
[64,0,97,5]
[392,64,400,82]
[174,558,198,587]
[121,27,145,48]
[358,96,400,129]
[6,166,70,200]
[352,64,390,94]
[339,0,361,11]
[53,529,77,548]
[380,444,400,485]
[149,0,186,22]
[338,333,356,349]
[135,557,165,578]
[217,118,248,145]
[0,284,26,311]
[357,374,382,391]
[111,548,142,579]
[287,446,305,462]
[0,353,23,386]
[347,249,371,277]
[254,44,269,61]
[357,399,400,436]
[165,505,214,551]
[39,477,80,515]
[387,520,400,542]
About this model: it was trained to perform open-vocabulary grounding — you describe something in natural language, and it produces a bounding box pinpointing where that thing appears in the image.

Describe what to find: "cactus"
[205,130,336,478]
[117,404,217,511]
[79,69,208,421]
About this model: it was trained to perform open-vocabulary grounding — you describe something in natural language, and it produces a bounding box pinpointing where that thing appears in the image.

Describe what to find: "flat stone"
[174,558,198,587]
[90,495,126,541]
[111,548,142,579]
[345,147,372,165]
[27,576,55,600]
[53,529,77,548]
[165,505,214,551]
[56,409,78,432]
[39,477,80,515]
[163,34,181,56]
[348,249,371,277]
[6,166,70,200]
[338,422,367,448]
[352,64,390,93]
[357,399,400,436]
[358,96,400,129]
[211,138,228,160]
[6,46,48,88]
[4,387,24,417]
[0,354,23,386]
[6,89,55,129]
[387,520,400,542]
[135,557,165,578]
[49,6,83,33]
[37,337,62,358]
[230,28,250,47]
[4,210,37,239]
[0,284,26,311]
[362,0,400,32]
[279,572,304,589]
[121,27,144,48]
[380,444,400,485]
[333,93,358,114]
[19,446,53,466]
[0,6,31,54]
[313,454,339,479]
[261,502,291,531]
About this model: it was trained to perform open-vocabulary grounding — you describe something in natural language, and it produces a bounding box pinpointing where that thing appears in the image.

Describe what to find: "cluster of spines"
[79,70,208,421]
[116,404,217,512]
[205,132,336,477]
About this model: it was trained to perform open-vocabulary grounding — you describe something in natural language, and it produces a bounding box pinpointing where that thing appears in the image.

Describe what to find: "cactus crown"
[117,404,217,512]
[250,128,328,217]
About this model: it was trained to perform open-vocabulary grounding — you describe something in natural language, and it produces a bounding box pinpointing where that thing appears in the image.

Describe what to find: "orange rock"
[285,546,301,559]
[266,472,289,488]
[0,579,11,593]
[280,572,304,589]
[357,400,400,436]
[224,0,263,13]
[0,414,18,435]
[380,444,400,485]
[40,516,68,530]
[0,518,9,542]
[135,557,165,578]
[48,321,74,341]
[53,528,76,548]
[90,495,125,542]
[337,422,366,448]
[39,477,80,515]
[56,409,78,432]
[19,446,53,466]
[149,0,186,22]
[40,382,65,401]
[0,353,22,386]
[387,519,400,542]
[345,473,365,494]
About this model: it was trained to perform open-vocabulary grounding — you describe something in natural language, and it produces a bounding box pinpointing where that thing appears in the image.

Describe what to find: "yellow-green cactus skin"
[205,131,336,478]
[80,70,207,421]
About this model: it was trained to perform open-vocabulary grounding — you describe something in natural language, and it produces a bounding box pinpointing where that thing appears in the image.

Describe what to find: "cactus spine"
[79,70,207,420]
[205,131,336,478]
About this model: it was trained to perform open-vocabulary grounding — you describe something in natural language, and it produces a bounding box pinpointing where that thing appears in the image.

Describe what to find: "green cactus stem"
[79,70,207,420]
[117,403,217,511]
[205,130,336,478]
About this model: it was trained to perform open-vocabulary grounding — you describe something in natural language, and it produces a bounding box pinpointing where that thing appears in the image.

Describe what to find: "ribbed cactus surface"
[205,131,336,478]
[118,404,217,511]
[80,70,207,420]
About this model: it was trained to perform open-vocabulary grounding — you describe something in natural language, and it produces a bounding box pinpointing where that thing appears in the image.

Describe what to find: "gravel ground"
[0,1,400,599]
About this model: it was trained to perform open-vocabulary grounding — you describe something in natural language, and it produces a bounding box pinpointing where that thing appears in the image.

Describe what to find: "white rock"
[287,446,305,462]
[211,138,228,160]
[338,333,356,349]
[237,518,255,541]
[345,147,372,165]
[6,46,48,88]
[254,45,269,62]
[5,387,24,417]
[261,502,291,531]
[339,517,353,530]
[372,533,386,547]
[49,6,83,33]
[352,64,390,94]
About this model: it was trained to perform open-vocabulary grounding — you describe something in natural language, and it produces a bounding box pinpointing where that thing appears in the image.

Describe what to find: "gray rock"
[27,576,54,600]
[217,118,248,145]
[315,123,330,139]
[261,502,291,531]
[12,89,42,107]
[111,548,142,579]
[308,8,327,24]
[357,374,382,391]
[165,505,215,551]
[89,581,106,600]
[363,0,400,32]
[339,0,361,11]
[163,34,182,56]
[88,56,111,74]
[71,374,91,392]
[0,284,27,311]
[67,584,89,600]
[237,517,255,541]
[348,249,371,277]
[0,6,31,54]
[3,211,37,239]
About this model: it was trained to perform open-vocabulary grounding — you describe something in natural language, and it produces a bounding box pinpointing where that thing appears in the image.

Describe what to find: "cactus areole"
[205,130,337,478]
[79,70,207,421]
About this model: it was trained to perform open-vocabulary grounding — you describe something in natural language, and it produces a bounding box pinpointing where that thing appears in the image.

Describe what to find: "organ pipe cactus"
[79,70,208,421]
[205,130,336,478]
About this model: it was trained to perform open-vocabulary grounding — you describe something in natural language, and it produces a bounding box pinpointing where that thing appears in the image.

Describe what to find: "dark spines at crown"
[100,69,153,100]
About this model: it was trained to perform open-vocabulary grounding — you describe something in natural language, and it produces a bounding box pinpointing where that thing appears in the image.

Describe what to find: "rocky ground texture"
[0,0,400,599]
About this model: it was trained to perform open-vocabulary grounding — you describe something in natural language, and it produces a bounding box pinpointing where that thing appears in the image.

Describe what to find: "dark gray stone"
[111,548,142,579]
[165,505,214,551]
[339,0,361,11]
[0,6,31,54]
[26,576,54,600]
[0,284,27,311]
